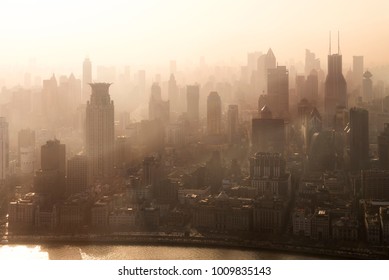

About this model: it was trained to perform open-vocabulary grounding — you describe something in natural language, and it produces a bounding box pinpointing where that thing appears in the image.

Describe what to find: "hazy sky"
[1,0,389,74]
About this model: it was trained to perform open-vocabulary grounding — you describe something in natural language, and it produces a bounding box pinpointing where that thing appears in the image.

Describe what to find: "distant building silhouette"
[267,66,289,119]
[0,118,9,181]
[82,58,92,102]
[378,123,389,169]
[324,35,347,118]
[186,85,200,123]
[18,128,35,174]
[352,56,364,91]
[149,83,170,124]
[349,107,369,171]
[168,74,179,113]
[362,70,373,102]
[86,83,115,182]
[207,91,222,136]
[227,105,239,144]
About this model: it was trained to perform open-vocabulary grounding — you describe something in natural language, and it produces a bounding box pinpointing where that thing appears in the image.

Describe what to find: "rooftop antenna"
[338,30,340,54]
[329,31,331,55]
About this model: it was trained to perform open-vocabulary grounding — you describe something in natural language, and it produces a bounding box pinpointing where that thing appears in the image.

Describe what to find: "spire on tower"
[338,30,341,54]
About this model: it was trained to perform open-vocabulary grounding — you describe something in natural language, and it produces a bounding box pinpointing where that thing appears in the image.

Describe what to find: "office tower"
[207,91,222,136]
[324,35,347,117]
[306,69,319,105]
[252,106,285,154]
[255,49,277,94]
[168,74,179,113]
[308,131,337,172]
[362,70,373,102]
[83,57,92,102]
[305,49,321,76]
[66,155,88,196]
[227,105,239,144]
[68,73,82,108]
[0,118,9,181]
[34,139,66,199]
[378,123,389,169]
[353,56,364,90]
[247,51,262,75]
[18,129,35,174]
[249,152,290,198]
[42,74,58,122]
[149,83,170,124]
[362,170,389,200]
[267,66,289,119]
[295,75,306,100]
[349,108,369,171]
[186,85,200,122]
[86,83,115,182]
[206,151,223,194]
[115,136,131,169]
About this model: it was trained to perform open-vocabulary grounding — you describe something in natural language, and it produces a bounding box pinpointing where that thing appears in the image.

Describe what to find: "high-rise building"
[86,83,115,182]
[82,58,92,102]
[67,155,88,196]
[305,49,321,76]
[35,139,66,199]
[267,66,289,119]
[227,105,239,144]
[305,69,319,105]
[324,38,347,118]
[349,108,369,171]
[186,85,200,122]
[0,118,9,181]
[252,106,285,154]
[352,56,364,91]
[378,123,389,170]
[168,74,179,113]
[207,91,222,136]
[362,70,373,102]
[149,83,170,124]
[18,129,35,174]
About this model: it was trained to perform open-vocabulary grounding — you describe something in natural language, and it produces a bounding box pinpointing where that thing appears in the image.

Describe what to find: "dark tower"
[324,32,347,118]
[349,107,369,171]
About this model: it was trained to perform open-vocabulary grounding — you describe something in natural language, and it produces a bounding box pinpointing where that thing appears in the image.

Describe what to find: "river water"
[0,244,320,260]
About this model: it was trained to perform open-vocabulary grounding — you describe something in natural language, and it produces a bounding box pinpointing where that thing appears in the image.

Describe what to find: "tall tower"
[168,74,179,113]
[207,91,222,136]
[267,66,289,119]
[324,33,347,118]
[349,107,369,171]
[362,70,373,102]
[352,56,364,91]
[186,85,200,122]
[0,118,9,181]
[227,105,239,144]
[378,123,389,170]
[83,58,92,102]
[86,83,115,182]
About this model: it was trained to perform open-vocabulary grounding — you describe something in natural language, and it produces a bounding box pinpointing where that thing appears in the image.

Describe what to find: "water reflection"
[0,244,319,260]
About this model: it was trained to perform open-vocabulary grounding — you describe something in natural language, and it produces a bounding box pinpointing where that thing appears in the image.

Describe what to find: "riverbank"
[3,233,388,260]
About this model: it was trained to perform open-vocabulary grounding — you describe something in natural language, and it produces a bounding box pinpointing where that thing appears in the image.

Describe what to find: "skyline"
[1,0,389,81]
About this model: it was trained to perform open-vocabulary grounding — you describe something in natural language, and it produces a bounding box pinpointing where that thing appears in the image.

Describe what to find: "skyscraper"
[207,91,222,136]
[18,129,35,174]
[67,155,88,196]
[362,70,373,102]
[352,56,364,91]
[378,123,389,170]
[83,58,92,103]
[168,74,179,113]
[149,83,169,124]
[267,66,289,119]
[186,85,200,122]
[0,118,9,181]
[86,83,115,182]
[324,35,347,118]
[349,107,369,171]
[227,105,239,144]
